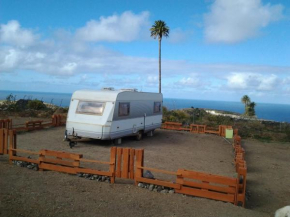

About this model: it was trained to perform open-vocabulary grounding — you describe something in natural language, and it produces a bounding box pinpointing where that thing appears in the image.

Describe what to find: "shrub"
[27,100,46,110]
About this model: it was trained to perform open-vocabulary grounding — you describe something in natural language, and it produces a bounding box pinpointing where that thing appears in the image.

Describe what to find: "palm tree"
[150,20,170,93]
[248,102,256,116]
[241,95,251,112]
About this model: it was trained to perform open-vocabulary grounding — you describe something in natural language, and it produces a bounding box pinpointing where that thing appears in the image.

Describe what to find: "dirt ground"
[0,124,289,217]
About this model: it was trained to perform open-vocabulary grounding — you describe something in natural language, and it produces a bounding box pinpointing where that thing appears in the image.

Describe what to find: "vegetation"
[162,106,290,142]
[150,20,170,93]
[0,94,67,118]
[241,95,256,116]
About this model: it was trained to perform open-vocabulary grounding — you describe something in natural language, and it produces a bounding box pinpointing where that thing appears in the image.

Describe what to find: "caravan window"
[154,102,161,113]
[76,101,105,115]
[119,102,130,116]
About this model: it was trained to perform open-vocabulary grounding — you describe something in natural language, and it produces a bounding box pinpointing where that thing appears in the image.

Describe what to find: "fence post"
[110,147,117,183]
[9,130,16,164]
[134,149,144,185]
[0,129,3,155]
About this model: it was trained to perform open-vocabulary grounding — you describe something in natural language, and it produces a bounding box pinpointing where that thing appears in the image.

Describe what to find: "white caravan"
[65,88,163,143]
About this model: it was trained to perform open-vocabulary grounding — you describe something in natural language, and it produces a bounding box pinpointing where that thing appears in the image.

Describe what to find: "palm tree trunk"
[159,38,161,93]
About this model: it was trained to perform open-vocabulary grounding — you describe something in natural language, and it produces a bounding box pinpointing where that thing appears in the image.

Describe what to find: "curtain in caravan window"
[119,102,130,116]
[154,102,161,113]
[77,101,105,115]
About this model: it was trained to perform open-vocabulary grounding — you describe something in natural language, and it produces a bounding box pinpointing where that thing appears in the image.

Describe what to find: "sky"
[0,0,290,104]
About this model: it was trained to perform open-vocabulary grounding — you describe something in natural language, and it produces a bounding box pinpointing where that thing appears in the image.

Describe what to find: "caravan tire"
[136,131,143,141]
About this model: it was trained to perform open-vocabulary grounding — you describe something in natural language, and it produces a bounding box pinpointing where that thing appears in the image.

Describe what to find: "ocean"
[0,90,289,123]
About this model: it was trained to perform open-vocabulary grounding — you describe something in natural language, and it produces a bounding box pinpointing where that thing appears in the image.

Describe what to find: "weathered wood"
[116,148,122,178]
[11,148,39,155]
[134,149,144,185]
[137,166,179,176]
[135,177,181,189]
[178,169,237,186]
[10,156,39,164]
[40,149,83,160]
[39,156,78,167]
[176,186,236,203]
[76,167,112,177]
[79,158,112,165]
[0,129,4,155]
[3,129,8,154]
[129,148,135,179]
[110,147,117,183]
[39,162,77,174]
[121,148,130,178]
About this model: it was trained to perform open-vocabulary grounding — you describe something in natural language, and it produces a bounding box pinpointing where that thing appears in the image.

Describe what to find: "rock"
[153,188,158,192]
[138,183,144,188]
[77,173,83,177]
[90,176,95,180]
[27,165,34,169]
[97,177,102,181]
[149,184,154,191]
[157,186,163,192]
[93,175,99,179]
[84,174,91,179]
[169,190,175,194]
[143,170,154,179]
[33,165,39,171]
[16,161,23,167]
[101,176,106,182]
[161,189,168,194]
[106,179,110,183]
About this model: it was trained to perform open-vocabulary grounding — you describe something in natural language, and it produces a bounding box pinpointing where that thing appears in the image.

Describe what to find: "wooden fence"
[0,115,65,132]
[0,127,247,207]
[161,122,232,137]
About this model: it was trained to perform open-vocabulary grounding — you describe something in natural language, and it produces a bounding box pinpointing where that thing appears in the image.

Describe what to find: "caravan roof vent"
[120,88,138,92]
[102,87,115,91]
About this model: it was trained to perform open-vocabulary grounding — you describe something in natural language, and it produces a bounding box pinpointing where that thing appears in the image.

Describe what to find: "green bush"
[27,100,46,110]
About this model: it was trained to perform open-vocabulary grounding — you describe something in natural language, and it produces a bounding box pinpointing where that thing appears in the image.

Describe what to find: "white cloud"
[176,77,200,87]
[168,28,190,43]
[0,20,37,47]
[204,0,284,43]
[227,73,279,91]
[75,11,150,42]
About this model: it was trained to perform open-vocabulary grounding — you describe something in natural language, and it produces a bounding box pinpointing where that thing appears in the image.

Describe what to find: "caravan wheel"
[136,131,143,141]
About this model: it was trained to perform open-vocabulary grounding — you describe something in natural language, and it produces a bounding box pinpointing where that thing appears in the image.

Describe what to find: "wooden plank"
[135,177,181,189]
[76,167,112,177]
[0,129,3,155]
[4,129,8,154]
[178,169,237,186]
[129,149,135,179]
[39,162,77,174]
[79,158,112,165]
[137,166,178,176]
[11,149,39,155]
[10,156,39,164]
[39,156,78,167]
[178,179,237,194]
[134,149,144,185]
[110,147,117,183]
[40,149,83,160]
[116,148,122,178]
[176,186,235,203]
[121,148,130,178]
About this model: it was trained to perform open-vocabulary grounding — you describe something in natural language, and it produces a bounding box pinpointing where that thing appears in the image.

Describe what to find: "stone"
[153,188,158,192]
[161,189,168,194]
[143,170,154,179]
[16,161,23,167]
[149,184,154,191]
[157,186,163,192]
[169,190,175,194]
[138,183,144,188]
[93,175,99,179]
[90,176,95,180]
[77,173,83,177]
[27,165,34,169]
[33,165,39,171]
[101,176,106,182]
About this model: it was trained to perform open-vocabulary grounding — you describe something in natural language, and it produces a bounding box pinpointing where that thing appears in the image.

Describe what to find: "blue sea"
[0,90,289,123]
